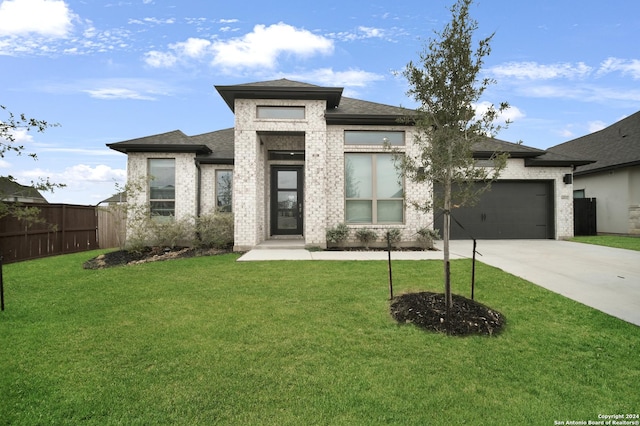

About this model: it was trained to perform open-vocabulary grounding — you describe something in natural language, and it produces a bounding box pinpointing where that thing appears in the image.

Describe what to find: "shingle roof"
[107,128,234,164]
[548,110,640,175]
[0,177,48,202]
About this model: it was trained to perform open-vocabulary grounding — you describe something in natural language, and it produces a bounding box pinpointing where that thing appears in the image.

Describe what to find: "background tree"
[1,104,63,221]
[398,0,510,322]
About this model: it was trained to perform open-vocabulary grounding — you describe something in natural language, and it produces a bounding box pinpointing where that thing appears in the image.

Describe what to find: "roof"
[0,177,48,202]
[107,128,234,164]
[548,110,640,175]
[215,78,412,125]
[106,79,589,168]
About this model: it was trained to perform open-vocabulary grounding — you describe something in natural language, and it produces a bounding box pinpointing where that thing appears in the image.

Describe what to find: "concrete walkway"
[238,239,640,327]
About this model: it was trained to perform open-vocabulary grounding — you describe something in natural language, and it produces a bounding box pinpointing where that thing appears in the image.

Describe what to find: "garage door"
[434,181,554,239]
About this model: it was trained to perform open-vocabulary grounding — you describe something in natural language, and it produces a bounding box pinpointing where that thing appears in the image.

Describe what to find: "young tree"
[1,105,63,221]
[398,0,510,320]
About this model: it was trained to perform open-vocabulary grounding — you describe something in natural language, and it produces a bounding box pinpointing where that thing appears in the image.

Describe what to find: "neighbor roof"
[0,177,48,202]
[548,110,640,175]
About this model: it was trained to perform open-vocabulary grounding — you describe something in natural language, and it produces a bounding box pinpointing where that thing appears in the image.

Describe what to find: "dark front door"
[271,166,303,235]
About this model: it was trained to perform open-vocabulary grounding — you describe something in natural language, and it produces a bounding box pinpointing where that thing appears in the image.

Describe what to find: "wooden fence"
[0,203,99,264]
[97,206,126,250]
[0,203,126,264]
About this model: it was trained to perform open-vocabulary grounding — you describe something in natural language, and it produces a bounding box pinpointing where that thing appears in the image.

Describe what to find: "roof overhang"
[107,144,212,155]
[215,85,344,112]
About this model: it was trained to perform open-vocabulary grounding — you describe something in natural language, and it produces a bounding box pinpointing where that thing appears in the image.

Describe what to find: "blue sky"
[1,0,639,205]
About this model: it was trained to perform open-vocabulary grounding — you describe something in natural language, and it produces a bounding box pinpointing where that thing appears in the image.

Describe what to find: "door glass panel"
[277,190,298,230]
[278,171,298,189]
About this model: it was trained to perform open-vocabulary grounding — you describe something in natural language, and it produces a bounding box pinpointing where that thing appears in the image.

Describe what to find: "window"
[149,159,175,219]
[344,130,404,146]
[256,106,305,119]
[216,170,233,212]
[573,189,585,199]
[345,153,404,223]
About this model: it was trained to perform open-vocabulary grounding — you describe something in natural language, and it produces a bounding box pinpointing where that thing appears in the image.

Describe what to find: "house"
[0,177,48,204]
[107,79,588,250]
[548,111,640,235]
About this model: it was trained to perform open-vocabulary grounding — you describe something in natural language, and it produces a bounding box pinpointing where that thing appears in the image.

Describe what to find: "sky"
[1,0,639,205]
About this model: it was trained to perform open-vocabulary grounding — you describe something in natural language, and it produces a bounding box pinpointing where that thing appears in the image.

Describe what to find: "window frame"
[148,158,176,219]
[216,169,233,212]
[344,153,404,224]
[256,105,305,120]
[344,130,405,146]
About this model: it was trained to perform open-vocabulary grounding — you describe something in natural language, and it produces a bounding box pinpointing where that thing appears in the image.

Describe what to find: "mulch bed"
[83,246,229,269]
[390,291,505,336]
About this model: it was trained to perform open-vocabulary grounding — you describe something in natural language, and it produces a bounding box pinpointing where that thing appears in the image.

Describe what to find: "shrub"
[355,228,378,249]
[326,223,350,247]
[126,215,195,250]
[385,229,402,248]
[417,227,440,250]
[195,212,234,249]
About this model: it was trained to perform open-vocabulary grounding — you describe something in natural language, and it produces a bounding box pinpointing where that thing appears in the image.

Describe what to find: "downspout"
[196,160,202,218]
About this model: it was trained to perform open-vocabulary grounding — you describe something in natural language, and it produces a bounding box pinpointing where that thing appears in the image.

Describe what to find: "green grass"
[571,235,640,251]
[1,251,639,425]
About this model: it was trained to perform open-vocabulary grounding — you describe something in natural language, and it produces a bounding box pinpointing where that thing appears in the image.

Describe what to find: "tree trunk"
[443,176,452,330]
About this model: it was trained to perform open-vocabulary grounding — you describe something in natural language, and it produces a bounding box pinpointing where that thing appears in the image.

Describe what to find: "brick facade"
[118,80,577,249]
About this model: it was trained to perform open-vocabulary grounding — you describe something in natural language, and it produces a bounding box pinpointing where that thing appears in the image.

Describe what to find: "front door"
[271,166,303,235]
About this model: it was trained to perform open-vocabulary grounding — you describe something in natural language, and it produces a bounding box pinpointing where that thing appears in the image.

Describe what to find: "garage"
[434,180,555,239]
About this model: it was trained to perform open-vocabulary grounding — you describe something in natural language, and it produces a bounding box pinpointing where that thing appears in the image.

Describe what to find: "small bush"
[385,229,402,248]
[127,216,195,250]
[195,212,234,249]
[355,228,378,249]
[326,223,350,247]
[417,227,440,250]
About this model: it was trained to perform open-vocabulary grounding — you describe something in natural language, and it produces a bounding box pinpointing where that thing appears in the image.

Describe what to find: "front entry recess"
[271,167,303,235]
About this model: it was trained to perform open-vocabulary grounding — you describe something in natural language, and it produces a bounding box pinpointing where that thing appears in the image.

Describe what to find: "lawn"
[1,251,639,425]
[571,235,640,251]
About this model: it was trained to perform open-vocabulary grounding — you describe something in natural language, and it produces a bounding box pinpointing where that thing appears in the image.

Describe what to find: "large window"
[344,130,404,146]
[345,153,404,223]
[257,106,305,119]
[149,159,175,218]
[216,170,233,212]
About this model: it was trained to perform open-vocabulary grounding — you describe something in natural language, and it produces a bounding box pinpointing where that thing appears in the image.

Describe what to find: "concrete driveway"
[444,240,640,327]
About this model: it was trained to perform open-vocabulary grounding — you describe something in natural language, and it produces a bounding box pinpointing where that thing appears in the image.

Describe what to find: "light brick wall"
[200,165,234,215]
[325,125,431,245]
[125,152,198,239]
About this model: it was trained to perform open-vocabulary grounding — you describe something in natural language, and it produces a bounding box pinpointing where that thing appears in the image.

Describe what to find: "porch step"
[254,239,306,250]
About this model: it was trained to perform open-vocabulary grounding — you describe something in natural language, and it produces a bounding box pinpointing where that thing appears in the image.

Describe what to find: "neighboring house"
[0,177,48,204]
[108,79,588,250]
[548,111,640,235]
[97,192,127,207]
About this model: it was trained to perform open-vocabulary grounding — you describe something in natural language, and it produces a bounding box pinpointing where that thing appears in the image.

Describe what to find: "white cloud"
[144,22,334,71]
[170,37,211,58]
[598,57,640,79]
[83,88,156,100]
[219,19,239,24]
[587,120,606,133]
[0,158,10,168]
[6,127,34,144]
[0,0,75,37]
[62,164,126,183]
[210,22,334,69]
[490,61,592,80]
[144,50,178,67]
[291,68,384,87]
[358,26,384,38]
[475,101,525,126]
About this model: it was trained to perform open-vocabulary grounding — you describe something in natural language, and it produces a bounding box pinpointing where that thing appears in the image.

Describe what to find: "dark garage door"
[435,181,554,239]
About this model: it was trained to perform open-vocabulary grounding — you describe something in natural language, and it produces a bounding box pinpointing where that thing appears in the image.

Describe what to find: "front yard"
[1,251,638,424]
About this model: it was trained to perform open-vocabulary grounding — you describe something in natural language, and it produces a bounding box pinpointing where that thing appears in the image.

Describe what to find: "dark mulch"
[390,291,505,336]
[83,246,230,269]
